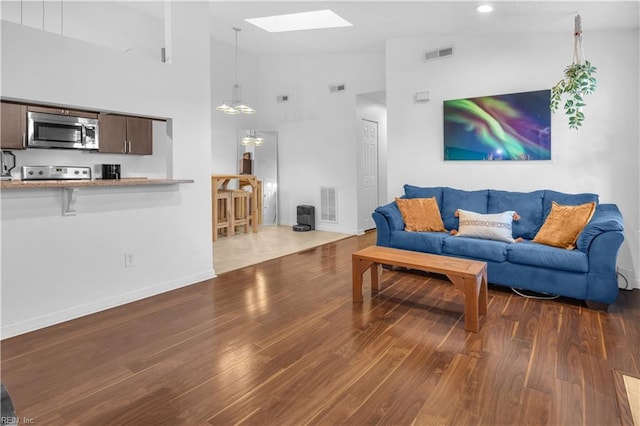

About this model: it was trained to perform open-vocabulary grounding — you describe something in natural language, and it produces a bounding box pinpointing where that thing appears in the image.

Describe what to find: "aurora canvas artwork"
[443,90,551,161]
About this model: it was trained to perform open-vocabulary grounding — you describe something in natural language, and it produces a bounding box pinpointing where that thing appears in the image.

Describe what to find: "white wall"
[0,2,214,337]
[386,30,640,288]
[255,53,386,233]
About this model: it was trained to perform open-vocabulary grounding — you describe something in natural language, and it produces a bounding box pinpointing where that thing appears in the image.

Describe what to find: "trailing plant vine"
[550,15,597,130]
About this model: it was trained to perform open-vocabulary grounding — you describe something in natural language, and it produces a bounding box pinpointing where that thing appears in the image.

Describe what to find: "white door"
[360,119,378,231]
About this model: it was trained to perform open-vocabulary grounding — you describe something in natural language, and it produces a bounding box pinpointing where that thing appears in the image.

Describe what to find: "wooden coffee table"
[352,246,488,332]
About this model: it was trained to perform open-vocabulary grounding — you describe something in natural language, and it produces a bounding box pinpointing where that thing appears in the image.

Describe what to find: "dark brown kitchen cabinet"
[1,102,27,149]
[99,114,152,155]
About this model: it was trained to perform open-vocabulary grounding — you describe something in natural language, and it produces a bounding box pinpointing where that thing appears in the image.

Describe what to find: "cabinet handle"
[123,140,127,153]
[22,132,26,146]
[128,140,132,153]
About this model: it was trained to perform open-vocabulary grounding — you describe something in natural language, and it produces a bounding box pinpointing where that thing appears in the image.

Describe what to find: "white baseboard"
[1,269,216,339]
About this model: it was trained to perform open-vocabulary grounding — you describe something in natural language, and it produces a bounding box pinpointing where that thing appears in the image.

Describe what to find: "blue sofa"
[372,185,625,307]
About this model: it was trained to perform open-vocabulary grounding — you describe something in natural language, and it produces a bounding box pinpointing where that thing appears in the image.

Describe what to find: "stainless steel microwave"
[27,111,99,150]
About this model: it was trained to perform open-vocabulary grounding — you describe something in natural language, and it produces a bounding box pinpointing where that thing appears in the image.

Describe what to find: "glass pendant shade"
[242,131,265,146]
[218,28,255,115]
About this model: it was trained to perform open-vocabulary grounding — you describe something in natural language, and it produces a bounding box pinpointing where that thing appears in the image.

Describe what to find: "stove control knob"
[38,171,44,175]
[74,170,79,175]
[28,171,34,175]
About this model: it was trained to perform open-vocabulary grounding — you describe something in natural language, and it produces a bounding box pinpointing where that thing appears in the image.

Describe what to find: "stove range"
[22,165,92,181]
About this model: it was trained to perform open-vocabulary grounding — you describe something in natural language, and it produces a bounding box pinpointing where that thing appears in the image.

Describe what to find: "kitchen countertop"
[0,178,194,189]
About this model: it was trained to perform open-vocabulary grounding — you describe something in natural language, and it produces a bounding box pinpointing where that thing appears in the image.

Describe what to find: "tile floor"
[213,225,352,274]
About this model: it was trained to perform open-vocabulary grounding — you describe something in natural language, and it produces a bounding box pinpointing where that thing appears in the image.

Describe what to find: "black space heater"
[293,205,315,232]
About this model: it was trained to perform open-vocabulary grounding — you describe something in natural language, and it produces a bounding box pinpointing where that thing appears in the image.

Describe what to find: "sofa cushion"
[375,202,405,231]
[488,190,544,239]
[543,190,598,218]
[442,236,509,262]
[455,209,516,243]
[390,231,448,254]
[507,241,588,273]
[395,197,446,232]
[442,187,489,231]
[403,185,444,210]
[533,201,596,250]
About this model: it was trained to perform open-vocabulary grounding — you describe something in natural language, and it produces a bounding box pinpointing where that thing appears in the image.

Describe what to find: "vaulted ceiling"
[207,1,639,55]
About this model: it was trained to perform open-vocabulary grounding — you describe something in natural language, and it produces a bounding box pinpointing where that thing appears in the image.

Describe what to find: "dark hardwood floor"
[1,231,639,425]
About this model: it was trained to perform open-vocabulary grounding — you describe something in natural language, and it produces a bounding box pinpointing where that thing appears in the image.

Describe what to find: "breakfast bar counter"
[0,178,194,189]
[0,178,194,216]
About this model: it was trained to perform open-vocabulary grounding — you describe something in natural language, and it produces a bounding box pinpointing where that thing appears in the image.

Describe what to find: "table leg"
[479,268,488,315]
[448,275,480,332]
[352,256,364,303]
[370,262,380,293]
[462,276,480,332]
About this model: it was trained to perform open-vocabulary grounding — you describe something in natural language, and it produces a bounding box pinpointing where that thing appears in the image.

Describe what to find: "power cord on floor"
[511,287,560,300]
[617,271,630,290]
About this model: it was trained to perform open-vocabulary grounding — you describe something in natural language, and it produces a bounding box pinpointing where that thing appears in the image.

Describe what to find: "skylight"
[245,9,353,33]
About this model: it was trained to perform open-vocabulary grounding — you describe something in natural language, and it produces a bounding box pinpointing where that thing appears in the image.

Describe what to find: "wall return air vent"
[424,46,454,61]
[320,186,338,223]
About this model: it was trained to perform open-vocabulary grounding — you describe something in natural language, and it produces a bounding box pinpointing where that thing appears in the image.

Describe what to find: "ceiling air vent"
[424,46,454,61]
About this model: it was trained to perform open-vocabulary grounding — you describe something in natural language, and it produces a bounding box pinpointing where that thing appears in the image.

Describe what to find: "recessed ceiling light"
[476,4,494,13]
[245,9,353,33]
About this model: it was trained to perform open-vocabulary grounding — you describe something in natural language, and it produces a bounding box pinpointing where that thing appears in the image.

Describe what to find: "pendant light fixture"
[217,27,256,115]
[241,131,264,146]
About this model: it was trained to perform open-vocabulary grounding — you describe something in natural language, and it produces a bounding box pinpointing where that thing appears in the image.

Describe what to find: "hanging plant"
[550,15,597,129]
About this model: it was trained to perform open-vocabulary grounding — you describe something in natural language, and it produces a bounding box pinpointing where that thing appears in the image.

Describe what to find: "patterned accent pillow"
[456,209,516,243]
[395,197,446,232]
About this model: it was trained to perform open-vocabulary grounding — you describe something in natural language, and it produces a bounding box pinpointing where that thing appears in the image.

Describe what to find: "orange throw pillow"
[533,201,596,249]
[395,197,446,232]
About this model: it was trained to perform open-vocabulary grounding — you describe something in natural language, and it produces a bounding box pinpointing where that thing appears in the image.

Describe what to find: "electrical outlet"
[125,253,136,268]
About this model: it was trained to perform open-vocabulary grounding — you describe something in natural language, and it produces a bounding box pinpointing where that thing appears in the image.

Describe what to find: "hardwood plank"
[516,388,553,425]
[467,338,531,424]
[581,354,620,426]
[413,353,480,425]
[0,231,638,425]
[524,303,561,395]
[552,378,584,425]
[555,304,584,385]
[600,305,640,374]
[511,297,542,343]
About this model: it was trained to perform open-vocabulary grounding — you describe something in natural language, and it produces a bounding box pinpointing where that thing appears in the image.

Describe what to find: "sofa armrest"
[580,204,624,304]
[576,204,624,253]
[586,231,625,303]
[372,201,405,248]
[372,211,391,247]
[374,202,405,231]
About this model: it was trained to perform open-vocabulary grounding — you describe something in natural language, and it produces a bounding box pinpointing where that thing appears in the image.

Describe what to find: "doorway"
[360,119,379,231]
[237,130,278,226]
[356,92,387,233]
